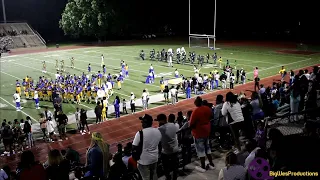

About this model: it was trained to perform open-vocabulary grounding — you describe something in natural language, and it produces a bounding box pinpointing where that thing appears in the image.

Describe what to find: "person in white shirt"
[130,92,136,114]
[145,89,150,109]
[46,118,55,142]
[75,107,81,130]
[176,48,181,55]
[221,92,244,150]
[106,81,113,96]
[181,47,185,54]
[13,91,22,111]
[244,141,261,169]
[170,86,178,105]
[96,88,106,103]
[55,72,60,79]
[101,54,104,67]
[141,90,148,110]
[168,48,173,67]
[133,114,162,180]
[218,151,246,180]
[215,73,220,88]
[34,90,40,109]
[174,69,179,78]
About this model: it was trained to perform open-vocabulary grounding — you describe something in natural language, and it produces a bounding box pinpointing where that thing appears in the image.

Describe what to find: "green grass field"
[0,42,319,125]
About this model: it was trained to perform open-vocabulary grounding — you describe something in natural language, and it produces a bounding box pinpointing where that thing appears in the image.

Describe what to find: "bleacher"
[0,22,46,49]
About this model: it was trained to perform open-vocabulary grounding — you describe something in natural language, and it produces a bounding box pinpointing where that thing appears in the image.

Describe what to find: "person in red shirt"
[189,96,215,172]
[17,150,46,180]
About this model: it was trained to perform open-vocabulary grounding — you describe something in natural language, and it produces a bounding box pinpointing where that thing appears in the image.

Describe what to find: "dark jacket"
[95,105,102,116]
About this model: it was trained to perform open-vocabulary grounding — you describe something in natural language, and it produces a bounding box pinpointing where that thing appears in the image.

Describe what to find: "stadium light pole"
[213,0,216,50]
[2,0,7,23]
[188,0,191,47]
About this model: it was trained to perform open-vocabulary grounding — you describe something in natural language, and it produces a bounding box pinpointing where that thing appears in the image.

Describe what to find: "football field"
[0,42,319,124]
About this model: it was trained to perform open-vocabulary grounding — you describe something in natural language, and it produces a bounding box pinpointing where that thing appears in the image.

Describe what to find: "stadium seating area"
[0,23,46,49]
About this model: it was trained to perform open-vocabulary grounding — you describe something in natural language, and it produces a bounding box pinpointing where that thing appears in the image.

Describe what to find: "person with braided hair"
[84,132,111,179]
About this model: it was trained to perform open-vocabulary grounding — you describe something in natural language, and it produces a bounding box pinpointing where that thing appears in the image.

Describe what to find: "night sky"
[1,0,319,42]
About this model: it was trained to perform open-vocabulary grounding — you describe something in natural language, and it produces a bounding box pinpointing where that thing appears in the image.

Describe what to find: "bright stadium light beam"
[2,0,7,23]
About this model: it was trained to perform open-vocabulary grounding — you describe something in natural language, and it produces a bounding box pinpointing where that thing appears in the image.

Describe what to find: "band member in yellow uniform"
[25,87,30,99]
[279,66,286,81]
[22,79,28,97]
[71,57,75,69]
[117,76,122,90]
[97,71,103,88]
[101,96,108,121]
[38,87,43,100]
[47,84,52,101]
[15,80,21,96]
[160,77,165,92]
[218,57,223,69]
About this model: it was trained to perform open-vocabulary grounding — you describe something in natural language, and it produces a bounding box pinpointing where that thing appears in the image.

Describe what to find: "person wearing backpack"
[132,114,162,180]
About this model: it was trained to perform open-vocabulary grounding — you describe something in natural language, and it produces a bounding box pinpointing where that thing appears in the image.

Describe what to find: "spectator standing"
[132,114,162,180]
[1,125,14,156]
[46,118,55,142]
[141,90,148,110]
[75,107,81,130]
[156,114,179,180]
[80,108,90,135]
[250,92,264,121]
[218,152,246,180]
[23,121,33,148]
[108,153,128,180]
[170,86,178,105]
[254,76,260,92]
[163,86,170,105]
[288,75,301,122]
[39,114,47,141]
[189,96,215,172]
[95,102,102,124]
[130,92,136,114]
[57,111,68,141]
[85,132,111,179]
[221,92,245,150]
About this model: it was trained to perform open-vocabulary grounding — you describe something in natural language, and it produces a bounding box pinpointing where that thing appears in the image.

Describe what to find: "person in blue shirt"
[114,96,120,118]
[186,83,191,99]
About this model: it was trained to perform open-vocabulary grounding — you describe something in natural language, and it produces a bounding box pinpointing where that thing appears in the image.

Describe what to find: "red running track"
[0,65,318,169]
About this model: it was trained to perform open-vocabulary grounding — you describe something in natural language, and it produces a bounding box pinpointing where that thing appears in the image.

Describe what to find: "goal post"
[189,0,218,50]
[189,34,216,49]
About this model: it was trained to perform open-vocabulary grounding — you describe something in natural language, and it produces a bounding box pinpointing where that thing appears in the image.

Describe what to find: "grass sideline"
[0,42,319,125]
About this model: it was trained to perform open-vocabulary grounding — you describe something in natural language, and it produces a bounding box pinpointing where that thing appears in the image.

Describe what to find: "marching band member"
[34,89,40,109]
[102,96,108,121]
[125,64,129,77]
[13,91,22,111]
[174,69,179,78]
[168,48,173,67]
[101,54,104,67]
[16,80,21,96]
[160,77,165,92]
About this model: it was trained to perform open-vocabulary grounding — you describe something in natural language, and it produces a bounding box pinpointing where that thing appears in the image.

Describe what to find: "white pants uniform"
[168,56,173,67]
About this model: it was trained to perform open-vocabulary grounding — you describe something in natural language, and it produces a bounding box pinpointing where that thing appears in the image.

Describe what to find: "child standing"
[254,122,266,149]
[122,99,128,114]
[75,108,81,131]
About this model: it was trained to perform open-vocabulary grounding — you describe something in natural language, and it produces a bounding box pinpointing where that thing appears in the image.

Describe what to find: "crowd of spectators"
[0,66,320,180]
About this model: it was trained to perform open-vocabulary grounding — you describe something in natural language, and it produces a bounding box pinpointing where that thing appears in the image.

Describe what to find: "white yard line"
[0,96,37,122]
